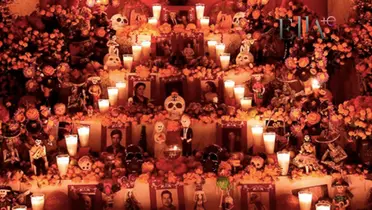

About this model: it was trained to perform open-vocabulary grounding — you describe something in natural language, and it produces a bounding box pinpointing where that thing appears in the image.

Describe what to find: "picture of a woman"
[203,81,218,103]
[132,82,149,107]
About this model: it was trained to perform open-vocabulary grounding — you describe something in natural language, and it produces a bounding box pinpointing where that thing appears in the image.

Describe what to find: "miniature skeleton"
[321,141,347,172]
[292,135,320,174]
[154,121,167,159]
[29,139,48,175]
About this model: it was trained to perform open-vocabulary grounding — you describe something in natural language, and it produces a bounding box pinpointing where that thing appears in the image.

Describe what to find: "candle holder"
[263,132,276,154]
[207,40,217,59]
[298,191,312,210]
[31,193,45,210]
[56,154,70,176]
[98,99,109,113]
[163,145,182,160]
[240,97,252,111]
[141,41,151,60]
[315,201,331,210]
[224,80,235,98]
[123,54,133,70]
[312,78,321,90]
[78,125,90,147]
[132,44,142,63]
[234,85,245,105]
[65,134,78,157]
[216,43,225,57]
[276,151,290,176]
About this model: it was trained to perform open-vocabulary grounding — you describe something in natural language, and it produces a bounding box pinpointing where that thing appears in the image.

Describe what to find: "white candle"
[107,87,119,106]
[298,191,312,210]
[234,85,245,105]
[200,16,209,28]
[263,132,276,154]
[123,54,133,70]
[12,206,27,210]
[31,194,45,210]
[315,203,331,210]
[98,99,109,113]
[141,41,151,60]
[56,154,69,176]
[132,44,142,62]
[312,78,320,90]
[240,97,252,110]
[65,134,78,156]
[277,151,290,175]
[220,53,230,70]
[148,17,158,26]
[207,40,217,58]
[78,126,90,147]
[116,81,126,105]
[195,3,205,20]
[252,125,264,151]
[152,4,162,20]
[224,80,235,98]
[216,43,225,57]
[86,0,95,7]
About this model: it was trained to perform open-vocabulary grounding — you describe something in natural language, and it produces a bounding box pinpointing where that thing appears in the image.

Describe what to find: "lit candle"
[200,16,209,28]
[31,194,45,210]
[12,206,27,210]
[312,78,320,90]
[132,44,142,62]
[298,191,312,210]
[195,3,205,20]
[152,3,162,20]
[234,85,245,105]
[107,87,119,106]
[240,97,252,110]
[65,134,78,156]
[56,154,69,176]
[315,202,331,210]
[263,132,276,154]
[252,125,264,151]
[216,43,225,57]
[224,80,235,98]
[78,126,90,147]
[141,41,151,60]
[116,81,126,105]
[277,151,290,175]
[86,0,95,7]
[123,54,133,70]
[98,99,109,113]
[220,53,230,70]
[207,40,217,58]
[148,17,158,26]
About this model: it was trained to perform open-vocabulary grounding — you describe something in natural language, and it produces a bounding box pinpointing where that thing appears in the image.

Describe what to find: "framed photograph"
[217,121,248,153]
[240,184,276,210]
[101,124,132,152]
[150,185,185,210]
[292,184,329,204]
[156,35,173,57]
[128,74,157,103]
[199,78,224,103]
[288,80,305,94]
[68,185,102,210]
[160,76,188,102]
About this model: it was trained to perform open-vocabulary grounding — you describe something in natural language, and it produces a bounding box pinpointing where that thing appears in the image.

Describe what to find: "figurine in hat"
[2,138,20,171]
[0,186,13,210]
[332,179,351,210]
[292,135,320,174]
[29,139,48,176]
[194,189,207,210]
[180,114,193,157]
[321,141,347,172]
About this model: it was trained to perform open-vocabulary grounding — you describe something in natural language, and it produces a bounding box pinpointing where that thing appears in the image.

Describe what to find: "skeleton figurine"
[29,139,48,175]
[3,138,20,170]
[194,190,207,210]
[252,74,265,107]
[0,186,12,210]
[236,33,255,66]
[321,141,347,172]
[221,194,234,210]
[154,121,167,159]
[180,114,193,157]
[87,76,102,110]
[164,92,186,121]
[332,179,351,210]
[292,135,320,174]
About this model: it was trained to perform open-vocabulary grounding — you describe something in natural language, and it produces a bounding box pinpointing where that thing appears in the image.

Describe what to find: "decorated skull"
[236,51,254,66]
[154,121,165,133]
[250,156,265,170]
[103,49,121,70]
[202,144,226,173]
[124,144,144,174]
[164,92,185,120]
[233,12,246,28]
[78,156,93,171]
[110,14,128,31]
[0,187,10,199]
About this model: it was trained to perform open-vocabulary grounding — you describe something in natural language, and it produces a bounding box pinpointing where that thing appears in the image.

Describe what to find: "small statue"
[0,186,12,210]
[194,190,207,210]
[124,190,141,210]
[3,138,20,170]
[321,141,347,172]
[242,33,256,53]
[236,33,255,66]
[332,179,351,210]
[221,194,234,210]
[87,76,102,110]
[104,154,115,179]
[29,139,48,176]
[252,74,265,107]
[154,121,167,159]
[180,114,193,157]
[183,43,195,61]
[292,135,320,174]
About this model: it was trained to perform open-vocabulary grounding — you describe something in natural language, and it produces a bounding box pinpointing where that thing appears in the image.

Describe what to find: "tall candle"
[123,54,133,70]
[224,80,235,98]
[263,132,276,154]
[195,3,205,20]
[234,85,245,105]
[152,3,162,20]
[56,154,69,176]
[216,43,225,57]
[12,206,27,210]
[207,40,217,58]
[78,126,90,147]
[148,17,158,26]
[98,99,109,113]
[200,16,209,28]
[132,44,142,62]
[116,81,126,105]
[315,203,331,210]
[277,151,290,175]
[298,191,312,210]
[220,53,230,70]
[86,0,95,7]
[141,41,151,60]
[31,194,45,210]
[107,87,119,106]
[240,97,252,110]
[65,134,78,156]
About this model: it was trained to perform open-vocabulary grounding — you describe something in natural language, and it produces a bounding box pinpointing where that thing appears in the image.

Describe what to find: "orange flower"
[307,112,321,125]
[252,10,261,19]
[298,57,310,68]
[95,27,106,37]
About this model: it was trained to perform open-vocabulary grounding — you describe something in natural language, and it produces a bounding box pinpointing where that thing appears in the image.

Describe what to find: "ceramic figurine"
[3,138,20,170]
[194,190,207,210]
[110,14,128,31]
[29,139,48,176]
[252,74,265,107]
[164,92,186,121]
[180,114,193,157]
[183,43,195,61]
[321,141,347,172]
[0,186,12,210]
[87,76,102,110]
[221,195,234,210]
[103,48,121,71]
[124,190,141,210]
[332,179,351,210]
[292,135,320,174]
[154,121,167,159]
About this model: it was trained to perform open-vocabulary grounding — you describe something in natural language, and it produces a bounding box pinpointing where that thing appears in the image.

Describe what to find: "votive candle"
[195,3,205,20]
[78,126,90,147]
[132,44,142,62]
[216,43,225,57]
[315,202,331,210]
[263,132,276,154]
[12,206,27,210]
[31,193,45,210]
[234,85,245,105]
[277,151,290,175]
[240,97,252,110]
[65,134,78,156]
[152,3,162,20]
[56,154,69,176]
[220,53,230,70]
[107,87,119,106]
[207,40,217,58]
[200,16,209,28]
[86,0,95,7]
[252,125,264,152]
[141,41,151,60]
[312,78,320,90]
[148,17,158,26]
[98,99,109,113]
[116,81,126,105]
[123,54,133,70]
[298,191,312,210]
[224,80,235,98]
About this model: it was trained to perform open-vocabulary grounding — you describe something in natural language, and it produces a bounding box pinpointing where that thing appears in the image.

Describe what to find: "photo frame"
[292,184,329,205]
[128,74,157,104]
[240,184,276,210]
[217,121,248,153]
[160,76,188,102]
[150,184,185,210]
[68,185,102,210]
[101,124,132,152]
[199,78,224,103]
[155,35,173,57]
[265,120,289,152]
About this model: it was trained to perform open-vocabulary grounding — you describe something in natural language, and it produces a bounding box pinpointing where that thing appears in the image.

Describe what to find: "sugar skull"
[54,103,66,116]
[202,144,225,173]
[236,51,254,66]
[164,92,185,120]
[180,114,191,128]
[124,144,144,174]
[154,121,165,133]
[78,156,93,171]
[232,12,246,28]
[216,11,233,30]
[103,48,121,70]
[250,156,265,170]
[110,14,128,31]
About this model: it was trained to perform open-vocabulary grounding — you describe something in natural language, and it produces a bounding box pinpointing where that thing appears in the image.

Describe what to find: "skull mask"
[110,14,128,31]
[164,92,185,121]
[78,156,93,171]
[202,144,225,173]
[232,12,246,28]
[124,145,144,174]
[104,50,121,70]
[250,156,265,170]
[0,188,10,199]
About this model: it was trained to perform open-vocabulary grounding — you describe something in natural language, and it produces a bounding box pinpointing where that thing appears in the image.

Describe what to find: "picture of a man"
[159,190,176,210]
[106,129,125,155]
